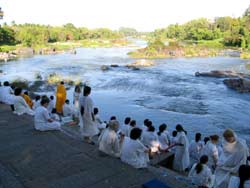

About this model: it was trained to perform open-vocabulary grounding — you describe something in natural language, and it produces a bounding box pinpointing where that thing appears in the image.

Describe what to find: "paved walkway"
[0,104,192,188]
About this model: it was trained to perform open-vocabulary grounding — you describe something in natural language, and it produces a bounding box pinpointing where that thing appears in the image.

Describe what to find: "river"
[0,42,250,146]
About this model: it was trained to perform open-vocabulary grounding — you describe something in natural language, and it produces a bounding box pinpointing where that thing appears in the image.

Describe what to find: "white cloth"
[73,91,80,109]
[142,131,160,152]
[63,103,73,116]
[13,96,34,115]
[47,100,55,113]
[1,86,14,105]
[0,86,4,102]
[98,128,121,157]
[119,124,130,136]
[200,141,218,169]
[188,163,214,188]
[34,106,61,131]
[158,131,170,150]
[214,138,249,188]
[94,114,106,130]
[33,100,41,110]
[50,113,60,121]
[228,176,250,188]
[80,95,99,137]
[173,131,190,171]
[121,137,149,168]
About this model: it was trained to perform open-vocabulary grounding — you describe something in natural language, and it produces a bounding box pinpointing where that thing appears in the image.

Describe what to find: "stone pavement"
[0,103,192,188]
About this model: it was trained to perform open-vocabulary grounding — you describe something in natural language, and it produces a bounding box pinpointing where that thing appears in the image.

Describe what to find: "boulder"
[110,64,119,68]
[126,59,155,68]
[101,65,110,71]
[195,70,250,79]
[223,79,250,93]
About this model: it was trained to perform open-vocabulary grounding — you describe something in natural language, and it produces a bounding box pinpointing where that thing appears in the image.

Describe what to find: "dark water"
[1,44,250,145]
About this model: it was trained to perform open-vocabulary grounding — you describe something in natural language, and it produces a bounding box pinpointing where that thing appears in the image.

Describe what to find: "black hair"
[195,133,202,142]
[65,99,69,104]
[204,137,210,144]
[93,107,98,115]
[75,85,81,93]
[158,123,167,136]
[130,128,142,140]
[24,91,28,95]
[144,119,149,125]
[4,81,10,86]
[35,95,41,101]
[41,97,50,105]
[239,165,250,188]
[146,120,152,128]
[195,155,208,174]
[51,108,57,114]
[124,117,131,124]
[148,125,155,132]
[14,87,22,96]
[84,86,91,96]
[130,120,136,127]
[172,130,177,137]
[60,81,64,84]
[210,135,219,142]
[50,95,54,100]
[176,124,187,135]
[110,116,116,120]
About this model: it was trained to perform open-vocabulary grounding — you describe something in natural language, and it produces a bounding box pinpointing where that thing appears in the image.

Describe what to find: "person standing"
[55,81,66,114]
[80,86,99,144]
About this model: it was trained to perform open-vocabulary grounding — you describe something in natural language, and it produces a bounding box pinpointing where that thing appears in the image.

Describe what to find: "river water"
[1,42,250,145]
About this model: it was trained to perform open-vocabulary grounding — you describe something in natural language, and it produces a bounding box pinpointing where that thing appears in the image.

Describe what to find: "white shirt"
[201,141,218,167]
[158,131,170,150]
[47,99,55,113]
[189,140,204,161]
[141,131,160,152]
[63,103,73,116]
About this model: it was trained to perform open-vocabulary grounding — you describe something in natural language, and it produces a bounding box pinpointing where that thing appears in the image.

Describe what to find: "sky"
[0,0,249,31]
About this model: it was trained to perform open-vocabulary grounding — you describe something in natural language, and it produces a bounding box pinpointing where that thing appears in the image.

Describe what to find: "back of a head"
[176,124,187,134]
[195,155,208,174]
[204,137,210,144]
[108,120,120,132]
[210,134,219,142]
[3,81,9,86]
[159,124,167,133]
[223,129,234,138]
[172,130,177,137]
[84,86,91,96]
[60,81,64,85]
[50,95,54,100]
[24,91,28,95]
[239,165,250,188]
[146,120,152,128]
[14,87,22,96]
[130,120,136,127]
[195,133,202,142]
[148,125,155,132]
[41,97,50,105]
[144,119,149,125]
[124,117,131,125]
[130,128,142,140]
[35,95,41,101]
[75,85,81,92]
[51,108,57,114]
[65,99,69,104]
[110,116,116,120]
[93,108,98,115]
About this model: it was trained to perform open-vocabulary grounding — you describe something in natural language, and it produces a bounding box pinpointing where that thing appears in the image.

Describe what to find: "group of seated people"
[0,81,249,188]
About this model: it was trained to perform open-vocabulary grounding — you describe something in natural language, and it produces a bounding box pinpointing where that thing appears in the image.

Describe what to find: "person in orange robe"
[55,81,66,114]
[22,91,33,109]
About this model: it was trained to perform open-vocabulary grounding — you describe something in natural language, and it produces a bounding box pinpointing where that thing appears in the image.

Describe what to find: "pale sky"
[0,0,249,31]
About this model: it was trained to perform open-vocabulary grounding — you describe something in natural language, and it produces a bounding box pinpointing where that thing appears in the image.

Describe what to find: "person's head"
[41,95,49,101]
[24,91,28,95]
[60,81,64,85]
[159,124,167,133]
[145,120,152,130]
[51,108,57,114]
[108,120,120,132]
[130,120,136,127]
[195,155,209,174]
[172,130,177,137]
[223,129,236,143]
[148,125,155,132]
[40,97,50,107]
[3,81,10,86]
[50,95,54,100]
[93,107,99,115]
[65,99,69,104]
[210,135,219,144]
[195,133,202,142]
[35,95,41,101]
[130,128,142,140]
[75,85,81,93]
[144,119,149,125]
[239,165,250,188]
[83,86,91,96]
[124,117,131,125]
[14,88,22,96]
[110,116,116,121]
[176,124,187,134]
[204,137,210,145]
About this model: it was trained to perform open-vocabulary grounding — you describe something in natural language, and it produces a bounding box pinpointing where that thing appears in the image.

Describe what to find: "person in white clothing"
[214,129,249,188]
[98,120,124,158]
[189,133,203,164]
[73,85,81,109]
[50,108,60,121]
[170,130,178,153]
[79,86,99,144]
[188,155,214,188]
[93,107,106,132]
[119,117,131,136]
[34,97,61,131]
[141,125,160,153]
[121,128,150,168]
[125,120,136,137]
[157,123,171,150]
[47,95,55,113]
[201,135,219,171]
[63,99,73,117]
[1,81,15,111]
[173,124,190,172]
[33,95,41,110]
[13,88,34,116]
[228,165,250,188]
[0,82,3,103]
